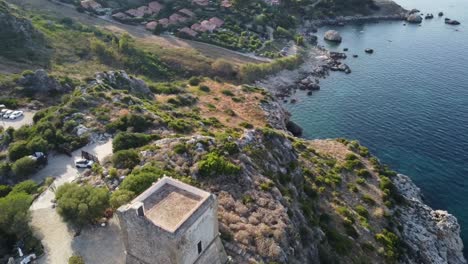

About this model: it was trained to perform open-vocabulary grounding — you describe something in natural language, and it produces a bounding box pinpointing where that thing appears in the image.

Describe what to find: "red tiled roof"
[209,17,224,27]
[179,27,198,37]
[148,1,163,13]
[146,21,158,31]
[178,8,195,18]
[192,0,209,6]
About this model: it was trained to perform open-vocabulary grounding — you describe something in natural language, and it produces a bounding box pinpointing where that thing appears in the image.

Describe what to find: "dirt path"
[8,0,266,64]
[30,139,124,264]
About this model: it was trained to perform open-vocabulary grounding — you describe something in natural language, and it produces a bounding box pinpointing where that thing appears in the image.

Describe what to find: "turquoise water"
[284,0,468,254]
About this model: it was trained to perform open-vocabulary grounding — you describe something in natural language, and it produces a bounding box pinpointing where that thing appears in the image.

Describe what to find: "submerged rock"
[446,19,461,25]
[439,12,444,17]
[324,30,342,43]
[365,48,374,54]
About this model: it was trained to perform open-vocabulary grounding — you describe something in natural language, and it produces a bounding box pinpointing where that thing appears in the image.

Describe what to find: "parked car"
[75,158,94,168]
[9,110,24,120]
[0,108,9,118]
[29,152,48,166]
[2,110,13,119]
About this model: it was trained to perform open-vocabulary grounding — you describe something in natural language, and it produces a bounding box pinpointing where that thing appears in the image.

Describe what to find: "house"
[191,23,205,32]
[146,21,158,31]
[117,177,227,264]
[178,8,195,19]
[148,1,163,14]
[200,20,217,32]
[126,6,152,17]
[179,27,198,38]
[192,0,209,6]
[158,18,170,27]
[220,0,232,8]
[169,13,188,24]
[80,0,102,10]
[112,12,130,21]
[209,17,224,28]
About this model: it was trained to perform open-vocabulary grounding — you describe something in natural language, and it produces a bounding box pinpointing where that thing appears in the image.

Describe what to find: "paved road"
[30,139,125,264]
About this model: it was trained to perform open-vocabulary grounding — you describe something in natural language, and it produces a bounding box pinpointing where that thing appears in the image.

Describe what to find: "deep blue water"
[284,0,468,254]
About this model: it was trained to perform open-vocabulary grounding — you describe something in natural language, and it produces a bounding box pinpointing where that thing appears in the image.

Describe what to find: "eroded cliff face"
[394,175,466,264]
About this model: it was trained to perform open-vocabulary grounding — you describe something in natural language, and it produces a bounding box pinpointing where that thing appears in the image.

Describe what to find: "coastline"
[257,2,467,261]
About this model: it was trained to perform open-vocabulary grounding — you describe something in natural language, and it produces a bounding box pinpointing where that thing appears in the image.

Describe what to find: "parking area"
[0,110,35,130]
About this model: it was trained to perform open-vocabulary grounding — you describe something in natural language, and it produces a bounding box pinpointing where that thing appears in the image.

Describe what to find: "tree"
[8,140,29,161]
[112,150,140,169]
[55,183,110,226]
[110,189,135,209]
[12,157,37,178]
[0,192,33,240]
[0,185,11,198]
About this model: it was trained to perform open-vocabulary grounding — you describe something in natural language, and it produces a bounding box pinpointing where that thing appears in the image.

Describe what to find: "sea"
[283,0,468,255]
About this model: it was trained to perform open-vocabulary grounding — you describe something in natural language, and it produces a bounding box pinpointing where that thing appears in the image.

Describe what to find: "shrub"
[188,76,201,86]
[112,150,140,169]
[11,180,38,195]
[260,181,273,191]
[12,157,37,178]
[173,143,187,154]
[362,194,375,205]
[168,119,193,133]
[355,205,369,218]
[110,189,135,209]
[0,192,33,246]
[120,166,167,194]
[0,185,11,198]
[356,169,371,178]
[199,85,211,92]
[375,229,400,261]
[325,227,352,255]
[68,255,85,264]
[112,132,154,152]
[55,183,109,226]
[211,59,236,78]
[0,162,11,176]
[198,152,241,177]
[8,140,30,161]
[239,122,253,129]
[221,89,235,97]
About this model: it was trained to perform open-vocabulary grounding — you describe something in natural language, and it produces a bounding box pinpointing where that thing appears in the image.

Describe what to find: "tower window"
[197,241,202,254]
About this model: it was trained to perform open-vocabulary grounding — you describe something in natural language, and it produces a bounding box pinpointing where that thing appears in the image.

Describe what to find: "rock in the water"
[324,30,342,43]
[353,54,359,58]
[17,69,69,93]
[286,120,303,137]
[407,13,423,24]
[445,19,461,25]
[425,14,434,19]
[365,48,374,54]
[439,12,444,17]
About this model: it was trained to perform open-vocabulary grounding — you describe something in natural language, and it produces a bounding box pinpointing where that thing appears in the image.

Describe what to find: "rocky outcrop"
[394,174,466,264]
[0,0,49,63]
[445,19,461,25]
[94,71,153,98]
[17,69,70,93]
[324,30,342,42]
[407,13,423,23]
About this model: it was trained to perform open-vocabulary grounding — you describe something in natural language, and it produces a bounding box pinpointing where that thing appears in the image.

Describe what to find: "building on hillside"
[117,177,228,264]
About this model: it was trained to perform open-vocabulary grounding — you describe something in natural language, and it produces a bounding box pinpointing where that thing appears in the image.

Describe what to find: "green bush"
[55,183,109,226]
[188,76,201,86]
[12,157,37,178]
[198,152,241,177]
[68,255,85,264]
[112,150,140,169]
[356,169,371,178]
[362,194,375,205]
[110,189,135,209]
[375,229,400,261]
[8,140,30,161]
[120,166,168,194]
[199,85,211,92]
[0,192,33,249]
[112,132,154,152]
[0,185,11,198]
[11,180,38,195]
[355,205,369,218]
[106,114,153,133]
[221,89,235,97]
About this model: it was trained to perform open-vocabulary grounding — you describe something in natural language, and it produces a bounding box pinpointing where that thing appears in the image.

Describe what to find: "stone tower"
[117,177,227,264]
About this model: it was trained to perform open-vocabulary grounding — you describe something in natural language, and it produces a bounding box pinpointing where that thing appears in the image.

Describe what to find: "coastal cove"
[284,0,468,256]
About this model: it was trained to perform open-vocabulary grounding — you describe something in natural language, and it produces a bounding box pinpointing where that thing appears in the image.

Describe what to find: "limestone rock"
[394,174,466,264]
[324,30,342,43]
[94,71,153,98]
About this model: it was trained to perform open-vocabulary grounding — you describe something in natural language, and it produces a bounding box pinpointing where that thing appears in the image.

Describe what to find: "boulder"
[438,12,444,17]
[286,120,303,137]
[407,13,423,24]
[324,30,342,43]
[445,19,461,25]
[365,48,374,54]
[17,69,69,93]
[94,71,153,98]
